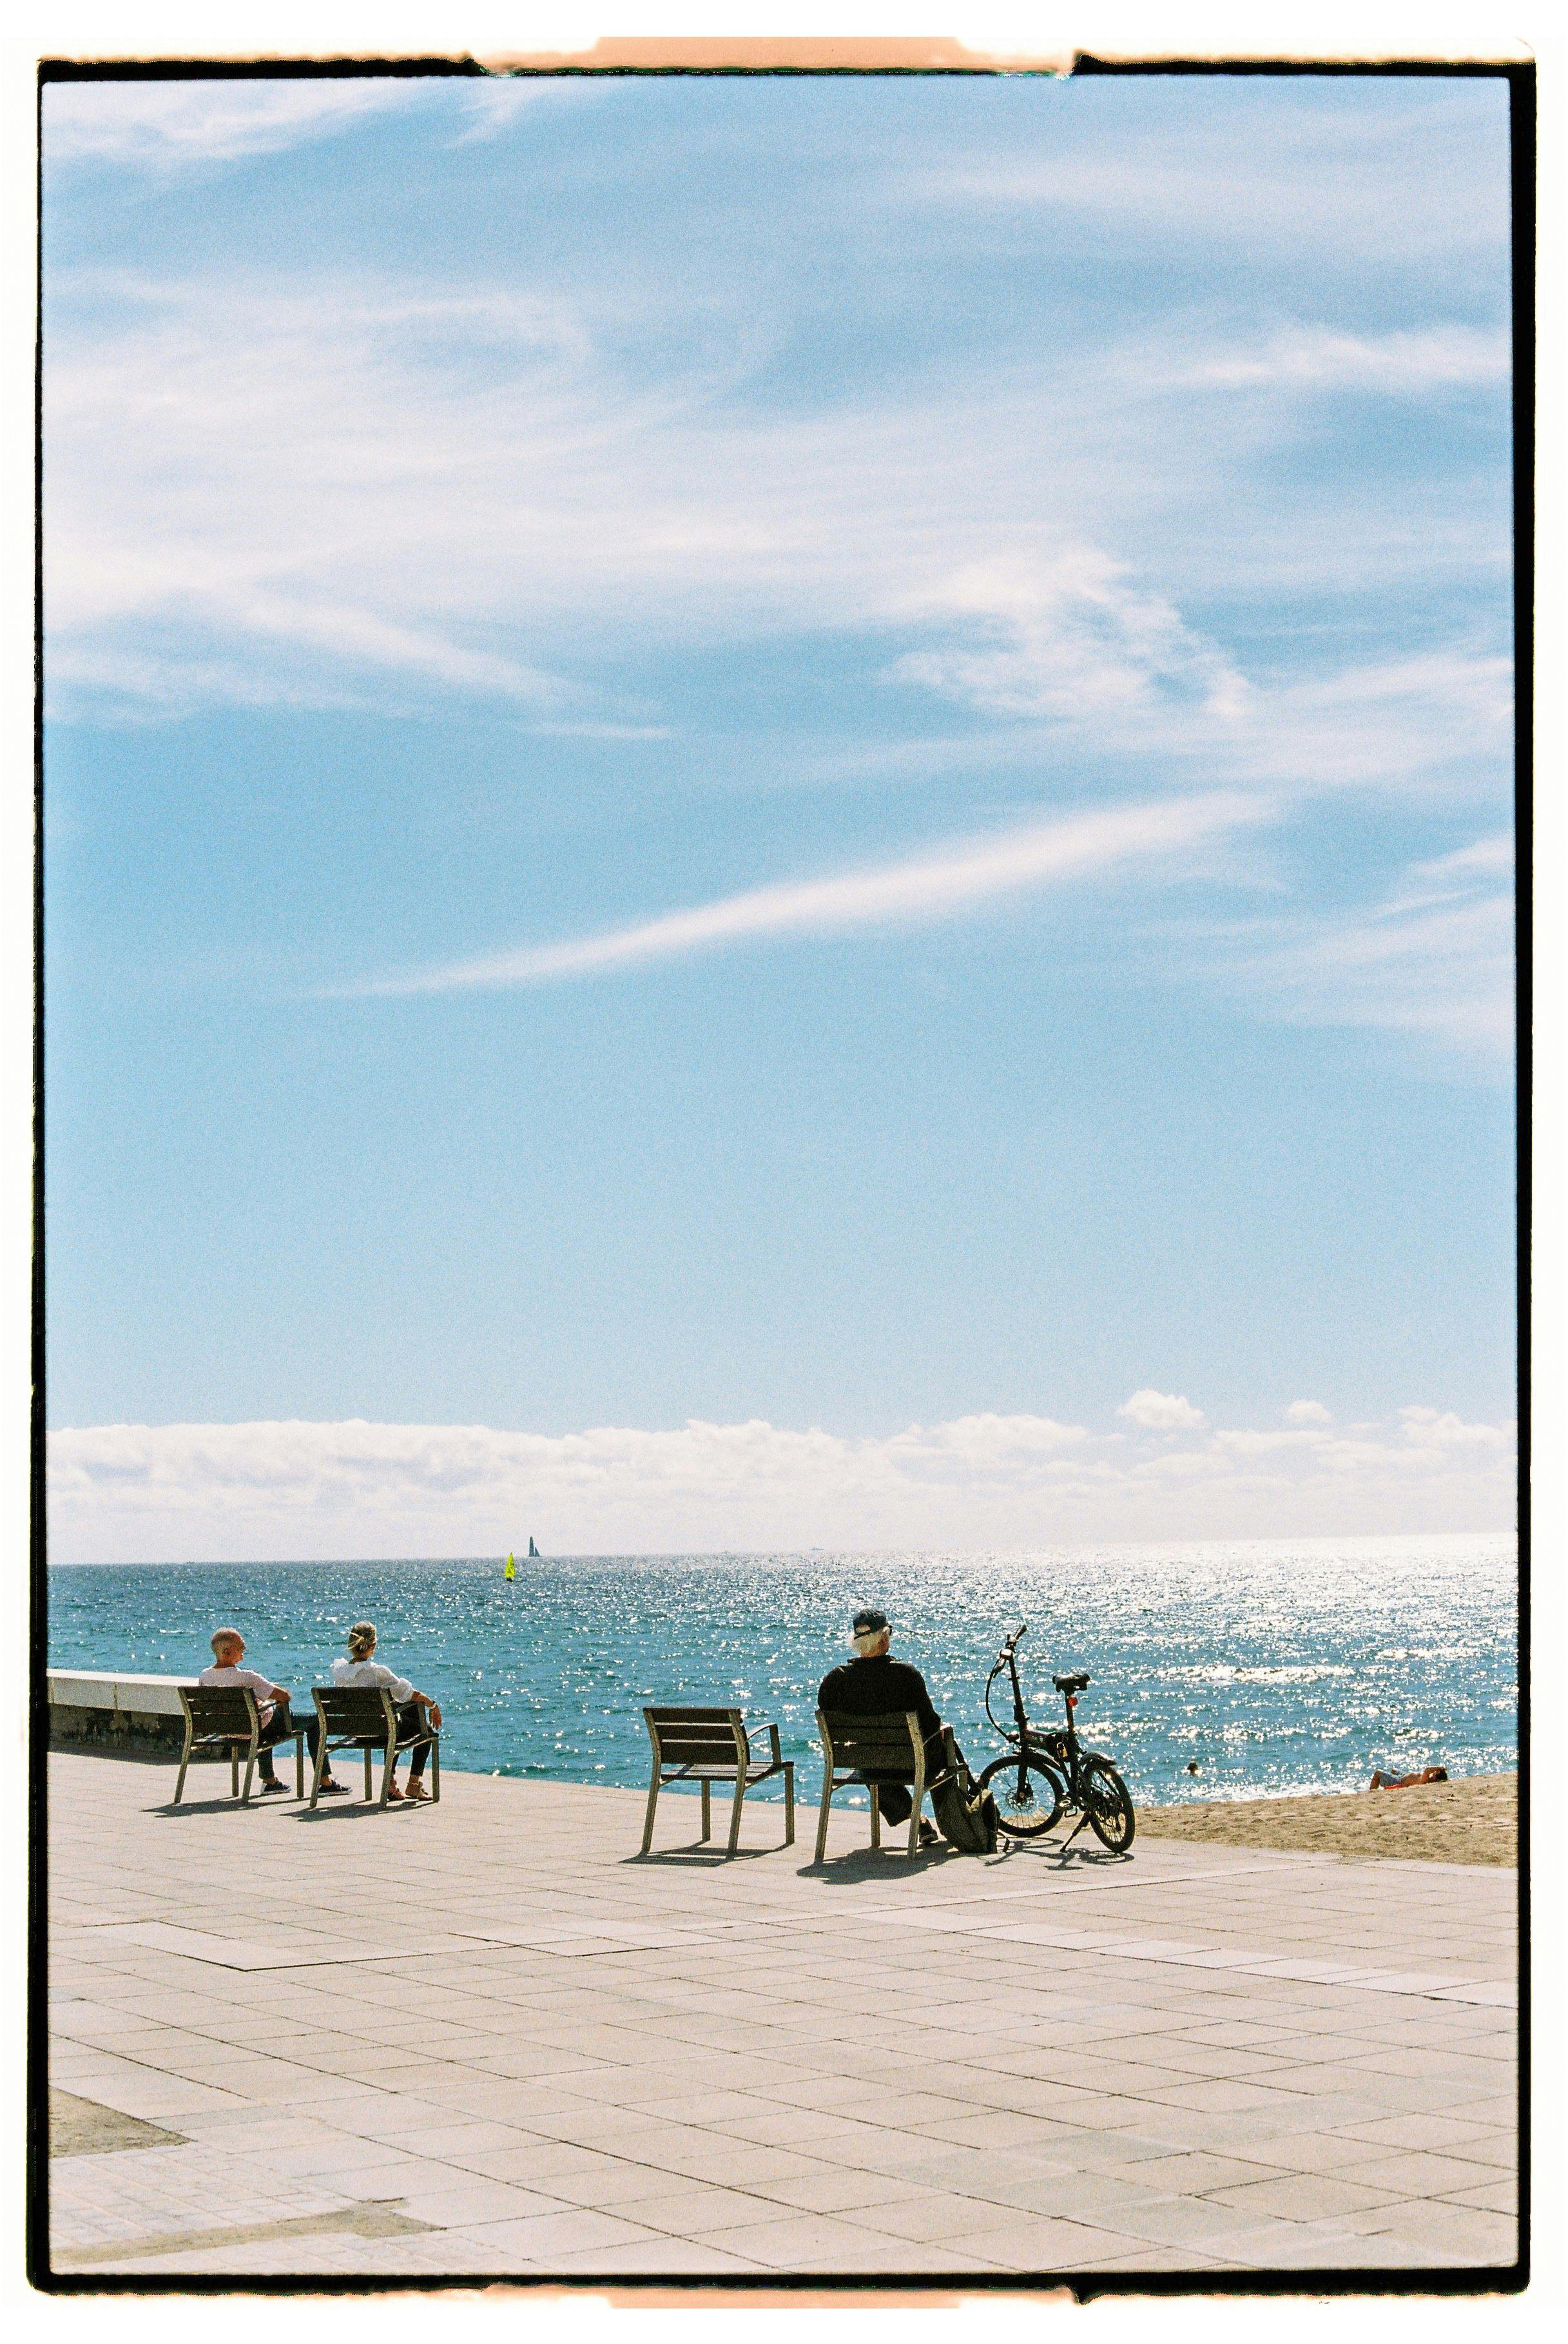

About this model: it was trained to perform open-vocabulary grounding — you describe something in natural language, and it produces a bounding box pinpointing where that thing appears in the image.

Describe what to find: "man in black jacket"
[818,1606,944,1847]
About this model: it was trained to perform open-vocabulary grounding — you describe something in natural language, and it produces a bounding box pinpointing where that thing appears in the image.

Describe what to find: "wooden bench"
[815,1709,946,1863]
[174,1687,305,1805]
[641,1706,795,1854]
[309,1686,441,1809]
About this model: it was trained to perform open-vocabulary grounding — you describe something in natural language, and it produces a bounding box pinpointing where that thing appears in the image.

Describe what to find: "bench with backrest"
[174,1686,306,1805]
[815,1708,954,1863]
[641,1706,795,1854]
[310,1685,441,1809]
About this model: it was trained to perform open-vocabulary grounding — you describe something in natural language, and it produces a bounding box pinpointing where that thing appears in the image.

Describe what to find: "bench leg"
[870,1784,882,1850]
[174,1729,193,1806]
[783,1763,795,1846]
[641,1772,661,1855]
[230,1745,238,1798]
[814,1774,833,1866]
[727,1774,746,1854]
[308,1732,328,1810]
[379,1733,394,1807]
[700,1781,711,1842]
[295,1729,305,1800]
[907,1763,925,1858]
[240,1735,258,1805]
[430,1734,440,1803]
[364,1746,373,1801]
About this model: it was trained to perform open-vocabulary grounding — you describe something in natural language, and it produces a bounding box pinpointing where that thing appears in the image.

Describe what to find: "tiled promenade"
[47,1751,1518,2284]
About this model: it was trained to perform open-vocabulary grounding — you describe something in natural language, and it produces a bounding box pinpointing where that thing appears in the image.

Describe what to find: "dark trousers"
[858,1729,947,1825]
[394,1701,430,1780]
[256,1707,321,1780]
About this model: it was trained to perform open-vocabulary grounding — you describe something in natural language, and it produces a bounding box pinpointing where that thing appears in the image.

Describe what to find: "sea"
[47,1533,1516,1805]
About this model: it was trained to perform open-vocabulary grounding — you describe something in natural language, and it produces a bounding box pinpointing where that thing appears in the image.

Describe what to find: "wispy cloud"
[42,75,585,170]
[898,91,1510,264]
[893,552,1248,723]
[43,267,1512,731]
[1184,323,1510,394]
[350,791,1270,997]
[43,77,420,166]
[1186,831,1516,1058]
[47,1400,1518,1561]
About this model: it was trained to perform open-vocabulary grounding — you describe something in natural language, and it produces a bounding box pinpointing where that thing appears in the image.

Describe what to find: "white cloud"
[899,95,1509,267]
[892,552,1249,723]
[1285,1400,1334,1426]
[1118,1390,1206,1431]
[43,78,419,166]
[351,790,1270,996]
[47,1400,1517,1563]
[1186,323,1509,394]
[1209,832,1515,1058]
[42,75,584,170]
[42,269,1511,751]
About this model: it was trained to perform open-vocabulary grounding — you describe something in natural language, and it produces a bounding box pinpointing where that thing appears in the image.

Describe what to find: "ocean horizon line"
[48,1528,1518,1571]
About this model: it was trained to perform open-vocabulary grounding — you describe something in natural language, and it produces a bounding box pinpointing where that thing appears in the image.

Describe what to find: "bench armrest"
[752,1721,782,1766]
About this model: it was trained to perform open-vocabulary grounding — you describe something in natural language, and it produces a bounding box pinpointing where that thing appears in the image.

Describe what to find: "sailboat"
[528,1536,540,1558]
[503,1553,516,1582]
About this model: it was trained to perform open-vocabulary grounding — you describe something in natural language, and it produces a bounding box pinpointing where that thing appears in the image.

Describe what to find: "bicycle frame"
[982,1625,1136,1854]
[984,1629,1087,1801]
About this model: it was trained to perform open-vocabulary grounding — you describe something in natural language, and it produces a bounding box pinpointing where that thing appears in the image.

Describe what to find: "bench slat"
[820,1711,923,1767]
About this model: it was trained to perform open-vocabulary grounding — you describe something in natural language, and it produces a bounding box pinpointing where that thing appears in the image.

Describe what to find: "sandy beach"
[1137,1771,1516,1866]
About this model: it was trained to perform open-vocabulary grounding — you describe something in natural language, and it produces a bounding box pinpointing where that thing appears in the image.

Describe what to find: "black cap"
[851,1607,889,1634]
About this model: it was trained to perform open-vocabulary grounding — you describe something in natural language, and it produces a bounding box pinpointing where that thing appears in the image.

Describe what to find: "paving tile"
[1334,2112,1518,2159]
[959,2213,1165,2269]
[792,2240,1008,2274]
[1096,2149,1290,2194]
[687,2210,904,2269]
[1441,2177,1516,2215]
[392,2177,577,2228]
[46,1752,1518,2283]
[740,2165,920,2215]
[603,2182,788,2236]
[1337,2150,1511,2198]
[545,2237,772,2274]
[1340,2201,1519,2263]
[1205,2173,1405,2222]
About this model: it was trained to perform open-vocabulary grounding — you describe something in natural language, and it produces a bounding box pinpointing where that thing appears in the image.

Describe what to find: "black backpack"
[929,1730,999,1854]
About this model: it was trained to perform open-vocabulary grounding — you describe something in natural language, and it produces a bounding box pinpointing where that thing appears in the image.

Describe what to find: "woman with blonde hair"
[331,1622,443,1803]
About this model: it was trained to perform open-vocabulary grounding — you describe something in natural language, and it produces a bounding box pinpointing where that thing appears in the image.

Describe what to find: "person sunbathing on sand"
[331,1622,443,1803]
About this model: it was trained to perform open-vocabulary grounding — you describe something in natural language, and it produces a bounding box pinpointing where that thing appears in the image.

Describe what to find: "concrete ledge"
[48,1669,196,1753]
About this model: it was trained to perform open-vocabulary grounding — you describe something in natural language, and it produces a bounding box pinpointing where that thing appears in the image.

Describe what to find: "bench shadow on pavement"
[804,1835,1134,1881]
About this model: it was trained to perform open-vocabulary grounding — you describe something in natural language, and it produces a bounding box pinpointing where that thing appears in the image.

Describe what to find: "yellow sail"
[504,1553,516,1581]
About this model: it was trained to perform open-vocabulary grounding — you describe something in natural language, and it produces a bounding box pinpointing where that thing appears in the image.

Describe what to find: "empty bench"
[642,1706,795,1854]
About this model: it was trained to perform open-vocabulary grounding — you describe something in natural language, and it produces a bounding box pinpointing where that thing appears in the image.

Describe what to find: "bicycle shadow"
[994,1834,1134,1871]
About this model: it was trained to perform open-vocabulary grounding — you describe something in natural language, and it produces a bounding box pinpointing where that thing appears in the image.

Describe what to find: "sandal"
[403,1781,431,1803]
[384,1781,406,1802]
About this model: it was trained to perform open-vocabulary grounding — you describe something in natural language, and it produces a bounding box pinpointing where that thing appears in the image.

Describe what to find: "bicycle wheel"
[1083,1758,1136,1851]
[978,1752,1065,1838]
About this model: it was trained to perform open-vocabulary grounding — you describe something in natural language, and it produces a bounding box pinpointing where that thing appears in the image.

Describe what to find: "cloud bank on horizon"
[50,1397,1516,1564]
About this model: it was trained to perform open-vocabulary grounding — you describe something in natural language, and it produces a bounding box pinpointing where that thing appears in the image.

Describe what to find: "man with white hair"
[817,1606,944,1848]
[199,1627,347,1796]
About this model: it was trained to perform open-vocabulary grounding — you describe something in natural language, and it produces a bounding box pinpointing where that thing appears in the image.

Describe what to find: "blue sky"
[42,70,1517,1556]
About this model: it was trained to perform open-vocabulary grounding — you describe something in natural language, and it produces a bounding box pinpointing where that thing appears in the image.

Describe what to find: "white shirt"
[198,1663,279,1725]
[331,1656,415,1703]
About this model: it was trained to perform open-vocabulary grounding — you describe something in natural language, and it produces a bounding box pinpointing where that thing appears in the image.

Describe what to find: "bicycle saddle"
[1053,1672,1090,1694]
